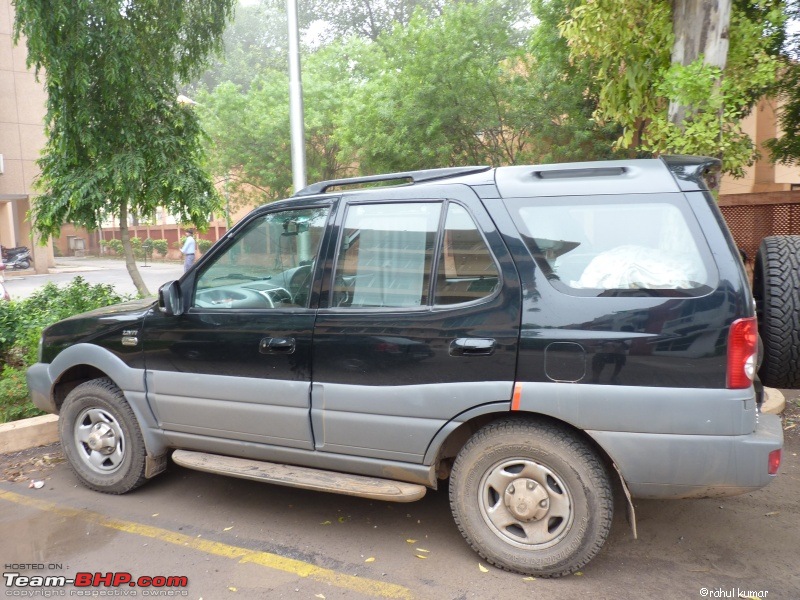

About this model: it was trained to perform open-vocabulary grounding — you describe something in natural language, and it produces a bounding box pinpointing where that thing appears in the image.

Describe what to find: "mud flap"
[613,462,638,539]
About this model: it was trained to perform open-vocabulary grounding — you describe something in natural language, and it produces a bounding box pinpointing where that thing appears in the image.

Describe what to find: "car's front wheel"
[449,419,613,577]
[59,378,147,494]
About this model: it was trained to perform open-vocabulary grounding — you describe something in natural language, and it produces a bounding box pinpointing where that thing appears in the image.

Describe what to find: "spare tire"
[754,235,800,388]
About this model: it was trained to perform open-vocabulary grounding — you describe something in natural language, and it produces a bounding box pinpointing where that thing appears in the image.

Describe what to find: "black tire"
[449,419,613,578]
[754,235,800,388]
[59,377,148,494]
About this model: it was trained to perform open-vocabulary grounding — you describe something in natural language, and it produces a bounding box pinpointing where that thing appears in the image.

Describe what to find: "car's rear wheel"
[59,378,148,494]
[754,235,800,388]
[449,419,613,577]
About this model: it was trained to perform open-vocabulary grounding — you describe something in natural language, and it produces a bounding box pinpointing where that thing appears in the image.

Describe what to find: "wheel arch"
[427,408,619,486]
[48,344,168,460]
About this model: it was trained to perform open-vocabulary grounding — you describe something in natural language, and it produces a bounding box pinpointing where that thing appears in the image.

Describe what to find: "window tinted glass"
[194,207,329,309]
[333,203,440,308]
[435,204,500,305]
[508,197,711,296]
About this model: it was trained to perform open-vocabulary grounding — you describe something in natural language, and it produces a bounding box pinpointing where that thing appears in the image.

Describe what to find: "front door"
[143,204,332,450]
[311,186,521,464]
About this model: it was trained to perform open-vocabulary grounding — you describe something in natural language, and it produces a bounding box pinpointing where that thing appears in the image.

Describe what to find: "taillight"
[768,449,781,475]
[727,317,757,389]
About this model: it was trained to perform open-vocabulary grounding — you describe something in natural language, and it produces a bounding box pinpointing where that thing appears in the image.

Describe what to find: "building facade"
[0,0,53,273]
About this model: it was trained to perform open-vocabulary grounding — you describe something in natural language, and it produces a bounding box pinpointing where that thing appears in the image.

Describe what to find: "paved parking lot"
[3,256,184,299]
[1,405,798,600]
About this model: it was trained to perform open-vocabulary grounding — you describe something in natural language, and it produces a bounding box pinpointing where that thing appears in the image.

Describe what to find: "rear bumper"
[589,413,783,499]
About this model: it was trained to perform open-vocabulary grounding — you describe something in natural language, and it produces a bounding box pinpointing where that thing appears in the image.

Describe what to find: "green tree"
[765,1,800,165]
[339,0,610,173]
[198,41,352,203]
[14,0,235,296]
[560,0,785,176]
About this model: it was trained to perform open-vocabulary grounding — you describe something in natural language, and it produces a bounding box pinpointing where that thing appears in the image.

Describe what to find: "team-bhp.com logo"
[4,572,188,596]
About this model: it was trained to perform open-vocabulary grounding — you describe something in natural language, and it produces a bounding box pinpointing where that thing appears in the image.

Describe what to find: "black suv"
[27,156,783,577]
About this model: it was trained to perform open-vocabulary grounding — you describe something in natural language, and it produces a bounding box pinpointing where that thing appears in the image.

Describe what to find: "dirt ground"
[1,397,798,600]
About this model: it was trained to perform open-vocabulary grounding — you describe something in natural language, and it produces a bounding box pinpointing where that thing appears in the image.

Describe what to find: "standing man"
[181,229,196,273]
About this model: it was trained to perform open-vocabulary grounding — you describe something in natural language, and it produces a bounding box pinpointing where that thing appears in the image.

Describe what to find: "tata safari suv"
[27,156,783,577]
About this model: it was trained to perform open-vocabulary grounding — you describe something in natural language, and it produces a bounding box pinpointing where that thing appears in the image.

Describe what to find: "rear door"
[311,185,521,463]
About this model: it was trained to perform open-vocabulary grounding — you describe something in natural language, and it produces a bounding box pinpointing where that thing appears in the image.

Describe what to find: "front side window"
[333,203,440,308]
[507,196,713,296]
[193,207,330,309]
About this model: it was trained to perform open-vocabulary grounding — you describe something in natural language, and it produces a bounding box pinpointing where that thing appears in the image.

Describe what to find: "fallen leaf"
[406,539,417,544]
[415,554,427,560]
[364,557,375,563]
[315,595,326,599]
[522,576,536,581]
[764,511,779,517]
[478,563,488,573]
[574,572,583,576]
[320,521,332,525]
[338,516,348,523]
[228,587,237,592]
[224,526,234,531]
[415,548,430,553]
[152,513,159,517]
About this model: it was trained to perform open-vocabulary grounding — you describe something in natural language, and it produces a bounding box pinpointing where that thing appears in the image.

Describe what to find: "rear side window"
[506,196,714,297]
[333,203,440,308]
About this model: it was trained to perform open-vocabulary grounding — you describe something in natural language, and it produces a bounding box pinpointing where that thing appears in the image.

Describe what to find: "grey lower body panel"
[588,413,783,499]
[164,431,437,488]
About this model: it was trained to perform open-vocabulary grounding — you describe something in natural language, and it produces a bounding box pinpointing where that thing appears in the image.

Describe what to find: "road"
[2,256,185,299]
[1,409,798,600]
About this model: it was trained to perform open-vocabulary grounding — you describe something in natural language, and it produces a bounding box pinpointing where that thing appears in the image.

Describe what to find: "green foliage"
[195,0,622,196]
[13,0,234,240]
[197,239,213,253]
[150,239,169,256]
[0,277,130,422]
[101,239,124,255]
[560,0,785,176]
[0,366,39,423]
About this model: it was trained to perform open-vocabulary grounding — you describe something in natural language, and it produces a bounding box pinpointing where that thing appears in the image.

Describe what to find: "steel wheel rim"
[74,407,126,474]
[478,458,573,550]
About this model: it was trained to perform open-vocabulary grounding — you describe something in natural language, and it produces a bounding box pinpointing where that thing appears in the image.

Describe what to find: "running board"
[171,450,427,503]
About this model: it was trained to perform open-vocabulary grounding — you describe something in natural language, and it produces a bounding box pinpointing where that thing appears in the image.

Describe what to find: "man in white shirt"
[181,229,196,272]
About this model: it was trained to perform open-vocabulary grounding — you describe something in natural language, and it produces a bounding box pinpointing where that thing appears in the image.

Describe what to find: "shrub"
[104,239,124,255]
[151,239,169,256]
[0,366,38,422]
[197,238,213,253]
[0,277,130,423]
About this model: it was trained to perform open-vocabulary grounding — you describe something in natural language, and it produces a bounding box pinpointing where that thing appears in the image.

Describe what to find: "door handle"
[260,337,296,354]
[449,338,496,357]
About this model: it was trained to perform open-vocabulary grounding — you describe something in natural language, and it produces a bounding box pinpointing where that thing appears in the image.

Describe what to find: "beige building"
[720,97,800,196]
[0,0,53,273]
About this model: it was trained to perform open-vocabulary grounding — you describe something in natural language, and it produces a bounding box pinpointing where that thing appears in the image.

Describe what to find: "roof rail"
[293,166,491,197]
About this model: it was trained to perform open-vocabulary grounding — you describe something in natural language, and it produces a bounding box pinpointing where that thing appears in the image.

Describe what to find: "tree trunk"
[119,199,151,297]
[669,0,732,128]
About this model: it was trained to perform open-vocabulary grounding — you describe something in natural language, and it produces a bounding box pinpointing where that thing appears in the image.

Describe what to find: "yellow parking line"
[0,489,413,599]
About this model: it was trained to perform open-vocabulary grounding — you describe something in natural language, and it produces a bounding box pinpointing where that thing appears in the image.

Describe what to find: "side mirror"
[158,281,184,316]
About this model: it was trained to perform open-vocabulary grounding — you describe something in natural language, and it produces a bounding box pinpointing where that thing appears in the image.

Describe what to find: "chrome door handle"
[449,338,496,356]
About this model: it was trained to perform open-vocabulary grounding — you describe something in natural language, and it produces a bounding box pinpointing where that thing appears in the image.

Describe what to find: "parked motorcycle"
[1,245,32,270]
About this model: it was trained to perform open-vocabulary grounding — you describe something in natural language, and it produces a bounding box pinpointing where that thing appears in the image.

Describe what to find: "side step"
[171,450,427,503]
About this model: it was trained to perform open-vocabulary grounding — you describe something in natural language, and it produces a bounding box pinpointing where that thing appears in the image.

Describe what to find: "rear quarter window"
[505,194,716,297]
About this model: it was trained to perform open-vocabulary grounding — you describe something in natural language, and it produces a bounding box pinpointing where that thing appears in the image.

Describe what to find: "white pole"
[287,0,307,193]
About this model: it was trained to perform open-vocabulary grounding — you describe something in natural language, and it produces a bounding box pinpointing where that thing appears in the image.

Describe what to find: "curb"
[762,387,786,415]
[0,414,59,454]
